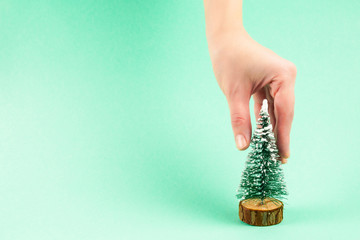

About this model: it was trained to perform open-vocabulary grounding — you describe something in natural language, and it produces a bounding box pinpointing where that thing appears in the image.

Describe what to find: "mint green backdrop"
[1,1,359,239]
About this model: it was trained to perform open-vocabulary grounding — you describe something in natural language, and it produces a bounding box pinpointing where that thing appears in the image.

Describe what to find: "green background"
[1,0,359,239]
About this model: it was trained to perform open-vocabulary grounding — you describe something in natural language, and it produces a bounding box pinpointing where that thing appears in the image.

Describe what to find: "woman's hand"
[207,30,296,163]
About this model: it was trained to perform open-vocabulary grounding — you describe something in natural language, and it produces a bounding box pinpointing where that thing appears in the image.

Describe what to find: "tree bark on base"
[239,198,283,226]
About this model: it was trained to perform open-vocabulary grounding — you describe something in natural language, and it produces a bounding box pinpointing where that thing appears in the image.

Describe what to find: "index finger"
[273,81,295,161]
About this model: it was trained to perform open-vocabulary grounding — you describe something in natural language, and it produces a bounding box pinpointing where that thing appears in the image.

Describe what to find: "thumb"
[227,95,252,150]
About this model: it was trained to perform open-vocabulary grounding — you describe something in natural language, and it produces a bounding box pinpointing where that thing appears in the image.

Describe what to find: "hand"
[207,31,296,163]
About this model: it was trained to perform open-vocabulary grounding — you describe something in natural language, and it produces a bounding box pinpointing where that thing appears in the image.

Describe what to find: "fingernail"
[236,135,247,150]
[283,153,290,159]
[281,158,288,164]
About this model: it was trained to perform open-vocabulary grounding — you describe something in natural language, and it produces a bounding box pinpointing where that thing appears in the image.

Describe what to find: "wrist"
[206,25,246,42]
[204,0,246,46]
[206,28,250,54]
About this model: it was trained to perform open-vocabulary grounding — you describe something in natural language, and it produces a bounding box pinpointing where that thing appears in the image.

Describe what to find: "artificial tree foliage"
[236,99,287,204]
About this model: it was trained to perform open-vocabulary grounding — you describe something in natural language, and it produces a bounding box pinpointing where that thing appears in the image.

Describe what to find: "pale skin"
[204,0,296,163]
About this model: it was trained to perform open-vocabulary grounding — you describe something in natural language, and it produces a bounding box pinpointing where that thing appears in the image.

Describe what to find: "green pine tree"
[236,99,288,204]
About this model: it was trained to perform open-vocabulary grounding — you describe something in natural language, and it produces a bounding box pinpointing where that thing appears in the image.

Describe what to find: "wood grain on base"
[239,198,283,226]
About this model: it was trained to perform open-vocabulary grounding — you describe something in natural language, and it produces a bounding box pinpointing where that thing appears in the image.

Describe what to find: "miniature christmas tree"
[236,99,288,226]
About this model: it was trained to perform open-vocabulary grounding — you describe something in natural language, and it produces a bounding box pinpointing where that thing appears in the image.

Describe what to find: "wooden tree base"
[239,198,283,226]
